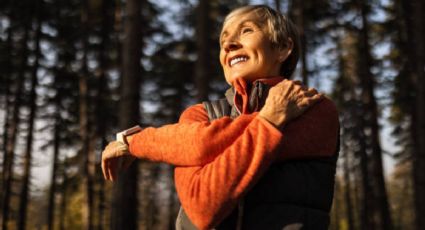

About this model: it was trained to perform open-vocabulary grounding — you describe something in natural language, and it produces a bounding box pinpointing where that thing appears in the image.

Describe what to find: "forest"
[0,0,424,229]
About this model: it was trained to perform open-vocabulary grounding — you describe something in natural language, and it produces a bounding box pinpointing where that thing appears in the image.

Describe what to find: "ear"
[278,38,294,62]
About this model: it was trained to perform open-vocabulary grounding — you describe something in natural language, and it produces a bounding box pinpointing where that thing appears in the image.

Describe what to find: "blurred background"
[0,0,424,229]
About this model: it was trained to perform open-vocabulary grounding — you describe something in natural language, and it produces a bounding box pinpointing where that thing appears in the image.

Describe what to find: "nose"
[222,40,241,52]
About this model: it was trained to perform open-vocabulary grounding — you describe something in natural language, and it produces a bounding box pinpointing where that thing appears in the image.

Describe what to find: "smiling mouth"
[229,56,249,67]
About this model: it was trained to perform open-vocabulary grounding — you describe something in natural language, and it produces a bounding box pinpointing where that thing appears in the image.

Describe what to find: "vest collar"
[225,77,285,115]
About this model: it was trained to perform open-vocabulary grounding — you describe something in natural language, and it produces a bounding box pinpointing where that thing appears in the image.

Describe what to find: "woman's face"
[219,13,290,84]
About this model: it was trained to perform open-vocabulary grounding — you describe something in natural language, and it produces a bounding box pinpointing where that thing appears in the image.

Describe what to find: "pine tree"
[1,1,31,228]
[111,0,143,229]
[17,0,43,229]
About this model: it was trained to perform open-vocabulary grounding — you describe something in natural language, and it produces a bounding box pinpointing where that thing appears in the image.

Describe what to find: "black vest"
[176,82,339,230]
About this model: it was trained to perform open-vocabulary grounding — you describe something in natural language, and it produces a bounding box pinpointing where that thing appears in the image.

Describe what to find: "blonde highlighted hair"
[222,5,300,78]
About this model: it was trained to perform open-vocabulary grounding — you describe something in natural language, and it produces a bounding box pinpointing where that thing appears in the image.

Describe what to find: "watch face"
[116,125,142,144]
[116,133,125,143]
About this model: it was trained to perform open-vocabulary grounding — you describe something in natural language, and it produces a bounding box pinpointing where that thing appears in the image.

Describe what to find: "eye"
[241,27,253,34]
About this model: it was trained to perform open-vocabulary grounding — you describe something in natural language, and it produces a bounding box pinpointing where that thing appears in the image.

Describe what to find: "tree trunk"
[194,0,211,102]
[47,95,62,230]
[168,169,178,230]
[289,0,308,84]
[352,167,361,229]
[335,34,358,230]
[331,179,341,230]
[94,77,107,230]
[80,2,95,229]
[357,0,393,229]
[111,0,143,229]
[17,1,41,229]
[274,0,281,12]
[342,146,355,230]
[1,7,29,229]
[59,158,69,230]
[402,0,425,229]
[357,115,375,229]
[97,140,106,230]
[1,12,13,205]
[96,0,114,227]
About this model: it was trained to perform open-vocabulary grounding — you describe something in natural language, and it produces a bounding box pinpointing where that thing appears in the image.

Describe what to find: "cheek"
[219,51,226,67]
[249,43,270,63]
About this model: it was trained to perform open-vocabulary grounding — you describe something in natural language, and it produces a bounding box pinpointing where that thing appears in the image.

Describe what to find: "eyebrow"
[220,19,259,42]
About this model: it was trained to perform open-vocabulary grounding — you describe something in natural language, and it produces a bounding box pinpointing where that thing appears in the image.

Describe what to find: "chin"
[226,74,258,84]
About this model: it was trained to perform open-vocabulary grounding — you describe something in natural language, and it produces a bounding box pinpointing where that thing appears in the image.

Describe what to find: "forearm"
[128,106,258,166]
[174,116,283,229]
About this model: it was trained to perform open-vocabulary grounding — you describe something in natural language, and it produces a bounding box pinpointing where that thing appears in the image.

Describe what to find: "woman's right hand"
[259,79,323,128]
[101,141,136,181]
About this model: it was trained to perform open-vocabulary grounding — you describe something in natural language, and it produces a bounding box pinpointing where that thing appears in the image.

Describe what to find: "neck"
[226,76,285,114]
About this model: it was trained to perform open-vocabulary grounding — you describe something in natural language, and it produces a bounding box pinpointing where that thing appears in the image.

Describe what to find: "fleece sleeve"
[174,116,283,230]
[128,104,260,166]
[174,98,340,229]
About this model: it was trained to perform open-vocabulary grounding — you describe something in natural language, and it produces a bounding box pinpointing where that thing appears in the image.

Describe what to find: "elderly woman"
[102,5,339,230]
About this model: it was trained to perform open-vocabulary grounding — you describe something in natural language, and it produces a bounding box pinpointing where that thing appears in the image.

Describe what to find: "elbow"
[180,197,219,230]
[192,216,216,230]
[182,191,220,229]
[175,170,222,229]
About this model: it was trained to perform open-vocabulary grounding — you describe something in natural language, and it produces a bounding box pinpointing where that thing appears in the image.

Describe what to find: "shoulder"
[303,96,340,130]
[293,96,339,131]
[314,96,339,118]
[179,104,209,123]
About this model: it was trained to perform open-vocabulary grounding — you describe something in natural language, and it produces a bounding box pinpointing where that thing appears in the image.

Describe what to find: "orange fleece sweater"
[129,78,339,229]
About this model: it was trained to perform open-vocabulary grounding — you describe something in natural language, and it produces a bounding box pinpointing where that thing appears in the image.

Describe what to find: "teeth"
[230,56,248,66]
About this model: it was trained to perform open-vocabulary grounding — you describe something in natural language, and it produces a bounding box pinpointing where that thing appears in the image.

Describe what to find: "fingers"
[101,154,107,180]
[108,159,117,181]
[101,141,133,182]
[102,158,118,181]
[298,93,324,109]
[272,79,304,93]
[306,87,318,94]
[292,80,303,86]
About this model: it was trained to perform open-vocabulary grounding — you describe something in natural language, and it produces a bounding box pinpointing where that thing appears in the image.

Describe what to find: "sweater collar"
[225,77,285,114]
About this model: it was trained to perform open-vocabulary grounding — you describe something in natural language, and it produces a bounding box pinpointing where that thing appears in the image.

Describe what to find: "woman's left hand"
[259,79,323,128]
[101,141,136,181]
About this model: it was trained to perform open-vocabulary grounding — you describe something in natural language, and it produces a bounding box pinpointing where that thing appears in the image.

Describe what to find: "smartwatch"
[116,125,142,145]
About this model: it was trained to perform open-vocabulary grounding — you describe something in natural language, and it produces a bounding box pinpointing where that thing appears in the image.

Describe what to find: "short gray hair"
[222,5,300,78]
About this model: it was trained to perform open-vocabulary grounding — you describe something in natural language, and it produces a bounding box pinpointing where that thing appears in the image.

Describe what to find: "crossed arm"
[101,80,339,229]
[172,99,339,229]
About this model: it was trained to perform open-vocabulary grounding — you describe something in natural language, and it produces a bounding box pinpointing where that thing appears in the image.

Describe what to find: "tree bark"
[1,9,13,206]
[167,169,178,230]
[47,111,61,230]
[331,179,341,230]
[401,0,425,229]
[357,0,393,229]
[289,0,308,84]
[96,0,114,227]
[1,6,29,229]
[17,1,41,229]
[110,0,143,229]
[59,158,69,230]
[80,1,95,229]
[356,111,375,230]
[274,0,281,12]
[335,36,356,230]
[342,146,355,230]
[194,0,211,102]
